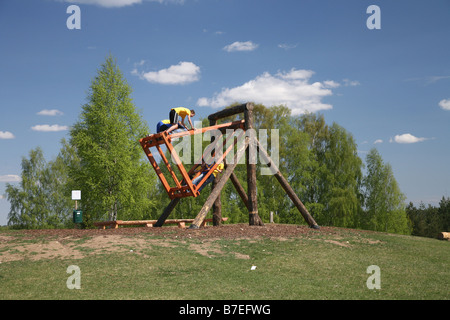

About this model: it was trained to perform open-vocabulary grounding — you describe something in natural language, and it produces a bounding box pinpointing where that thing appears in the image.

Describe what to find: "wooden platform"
[93,217,228,229]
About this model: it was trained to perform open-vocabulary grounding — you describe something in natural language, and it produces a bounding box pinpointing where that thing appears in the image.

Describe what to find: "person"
[156,119,171,133]
[192,161,224,192]
[166,107,195,134]
[156,119,185,134]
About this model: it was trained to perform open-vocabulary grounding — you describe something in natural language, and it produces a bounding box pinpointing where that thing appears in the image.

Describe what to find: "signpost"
[72,190,82,226]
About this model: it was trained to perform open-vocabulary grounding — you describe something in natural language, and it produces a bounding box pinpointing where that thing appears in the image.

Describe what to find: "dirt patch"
[2,240,84,262]
[188,240,251,260]
[0,224,377,263]
[189,242,225,258]
[324,240,351,248]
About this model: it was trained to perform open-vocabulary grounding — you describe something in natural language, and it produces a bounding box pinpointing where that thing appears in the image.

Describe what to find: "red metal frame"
[139,120,245,199]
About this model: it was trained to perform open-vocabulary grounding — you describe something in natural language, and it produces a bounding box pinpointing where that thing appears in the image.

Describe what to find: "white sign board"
[71,190,81,200]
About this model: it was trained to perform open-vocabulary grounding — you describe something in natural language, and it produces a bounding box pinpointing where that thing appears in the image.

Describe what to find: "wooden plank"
[114,220,156,225]
[202,217,228,227]
[94,217,228,229]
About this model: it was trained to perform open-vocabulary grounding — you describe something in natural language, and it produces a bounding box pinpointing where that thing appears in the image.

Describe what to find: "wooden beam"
[210,118,222,226]
[140,145,171,194]
[161,133,197,198]
[189,133,248,229]
[155,143,182,189]
[154,198,181,227]
[245,103,264,226]
[256,139,320,229]
[208,103,253,121]
[167,120,245,140]
[438,232,450,240]
[229,171,249,210]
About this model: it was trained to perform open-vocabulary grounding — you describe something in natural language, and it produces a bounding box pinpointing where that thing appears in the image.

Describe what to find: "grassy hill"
[0,224,448,300]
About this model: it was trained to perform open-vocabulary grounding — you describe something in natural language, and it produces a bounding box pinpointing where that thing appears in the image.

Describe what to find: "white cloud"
[343,79,361,86]
[404,75,450,86]
[37,109,64,116]
[393,133,427,144]
[197,68,336,115]
[31,124,68,132]
[136,61,200,85]
[0,175,21,182]
[323,80,340,88]
[0,131,15,139]
[223,41,259,52]
[427,75,450,84]
[278,43,298,50]
[438,99,450,110]
[374,139,383,144]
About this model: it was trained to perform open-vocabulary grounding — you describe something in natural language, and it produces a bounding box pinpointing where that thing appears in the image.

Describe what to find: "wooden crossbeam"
[208,103,253,122]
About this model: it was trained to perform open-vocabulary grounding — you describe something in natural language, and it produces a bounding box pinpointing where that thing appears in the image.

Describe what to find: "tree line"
[5,56,448,237]
[406,198,450,239]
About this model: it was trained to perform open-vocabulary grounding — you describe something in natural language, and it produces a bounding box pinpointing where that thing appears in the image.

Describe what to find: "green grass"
[0,227,448,300]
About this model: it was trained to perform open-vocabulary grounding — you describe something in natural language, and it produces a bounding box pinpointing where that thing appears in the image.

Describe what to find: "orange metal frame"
[139,120,245,199]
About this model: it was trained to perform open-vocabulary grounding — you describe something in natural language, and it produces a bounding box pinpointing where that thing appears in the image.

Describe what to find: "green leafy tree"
[407,197,450,238]
[6,147,72,228]
[292,114,363,227]
[363,148,411,234]
[322,123,363,228]
[70,55,156,226]
[438,196,450,232]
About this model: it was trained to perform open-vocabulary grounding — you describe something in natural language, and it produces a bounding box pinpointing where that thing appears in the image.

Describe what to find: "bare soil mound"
[5,223,359,240]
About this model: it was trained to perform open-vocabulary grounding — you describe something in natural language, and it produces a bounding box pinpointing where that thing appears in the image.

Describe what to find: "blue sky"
[0,0,449,225]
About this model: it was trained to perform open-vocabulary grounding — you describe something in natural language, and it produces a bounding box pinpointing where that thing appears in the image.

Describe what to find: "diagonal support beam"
[256,139,320,229]
[154,198,181,227]
[189,137,248,229]
[229,171,249,211]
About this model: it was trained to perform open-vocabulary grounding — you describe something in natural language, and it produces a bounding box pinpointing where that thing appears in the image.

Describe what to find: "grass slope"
[0,225,448,300]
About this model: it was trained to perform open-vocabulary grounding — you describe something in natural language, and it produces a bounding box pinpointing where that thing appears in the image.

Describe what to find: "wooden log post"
[438,232,450,240]
[244,103,264,226]
[189,137,248,229]
[230,171,250,210]
[256,138,320,229]
[209,118,222,226]
[154,198,180,227]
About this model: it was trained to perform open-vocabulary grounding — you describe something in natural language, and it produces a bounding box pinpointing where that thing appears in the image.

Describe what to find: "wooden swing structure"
[139,103,320,229]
